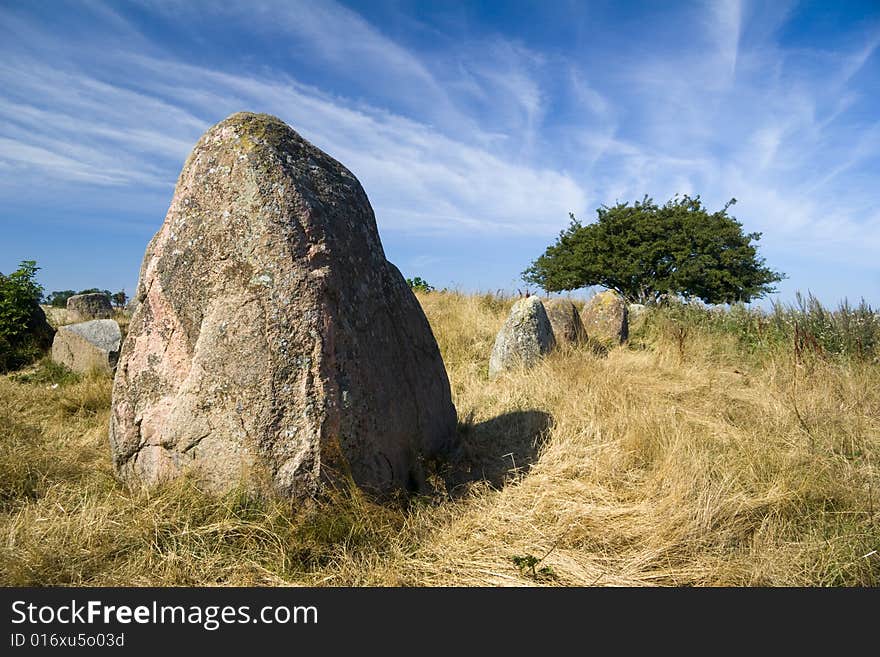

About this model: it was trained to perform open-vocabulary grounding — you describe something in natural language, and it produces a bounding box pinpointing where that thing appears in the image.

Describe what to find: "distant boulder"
[124,297,140,318]
[543,298,587,345]
[580,291,628,344]
[67,293,113,322]
[52,319,121,374]
[489,296,555,378]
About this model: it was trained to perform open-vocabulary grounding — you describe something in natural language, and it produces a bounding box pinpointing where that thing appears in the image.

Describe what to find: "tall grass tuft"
[636,292,880,364]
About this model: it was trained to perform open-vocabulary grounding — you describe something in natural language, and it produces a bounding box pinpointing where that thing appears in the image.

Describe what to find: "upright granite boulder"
[543,298,586,345]
[488,296,555,379]
[580,290,629,344]
[67,293,113,322]
[52,319,121,374]
[111,112,457,499]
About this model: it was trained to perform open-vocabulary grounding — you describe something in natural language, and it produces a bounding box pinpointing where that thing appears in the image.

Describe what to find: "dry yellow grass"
[2,291,878,586]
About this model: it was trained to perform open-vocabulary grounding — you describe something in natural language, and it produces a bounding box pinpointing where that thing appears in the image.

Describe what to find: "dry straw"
[1,292,877,586]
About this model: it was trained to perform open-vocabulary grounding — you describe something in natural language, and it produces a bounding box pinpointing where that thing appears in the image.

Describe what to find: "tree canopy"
[522,195,784,305]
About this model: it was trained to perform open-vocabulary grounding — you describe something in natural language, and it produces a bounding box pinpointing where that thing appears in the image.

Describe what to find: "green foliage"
[406,276,435,293]
[511,553,556,581]
[45,290,76,308]
[0,260,48,372]
[523,195,785,305]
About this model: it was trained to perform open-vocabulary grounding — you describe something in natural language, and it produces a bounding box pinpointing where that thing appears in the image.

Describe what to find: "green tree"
[77,288,112,298]
[406,277,435,293]
[0,260,51,371]
[111,290,128,308]
[46,289,77,307]
[523,195,784,305]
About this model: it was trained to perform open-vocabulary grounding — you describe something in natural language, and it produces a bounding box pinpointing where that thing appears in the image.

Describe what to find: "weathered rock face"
[52,319,121,374]
[488,297,555,379]
[543,298,586,345]
[67,293,113,322]
[580,290,628,344]
[110,112,457,499]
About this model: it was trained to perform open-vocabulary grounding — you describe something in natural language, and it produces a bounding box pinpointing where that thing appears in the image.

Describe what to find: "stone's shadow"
[432,409,553,497]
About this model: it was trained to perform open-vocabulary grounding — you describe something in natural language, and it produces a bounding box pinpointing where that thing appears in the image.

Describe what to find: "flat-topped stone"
[52,319,121,374]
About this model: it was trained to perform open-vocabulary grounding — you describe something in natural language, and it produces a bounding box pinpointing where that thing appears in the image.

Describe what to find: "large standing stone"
[580,290,629,344]
[67,293,113,322]
[52,319,121,374]
[488,296,555,379]
[543,298,587,345]
[110,112,457,499]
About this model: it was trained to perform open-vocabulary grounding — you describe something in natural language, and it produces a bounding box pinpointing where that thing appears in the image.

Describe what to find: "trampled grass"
[1,292,878,586]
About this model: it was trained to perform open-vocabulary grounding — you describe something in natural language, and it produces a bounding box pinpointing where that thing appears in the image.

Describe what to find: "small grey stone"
[66,293,113,322]
[488,297,555,379]
[52,319,121,374]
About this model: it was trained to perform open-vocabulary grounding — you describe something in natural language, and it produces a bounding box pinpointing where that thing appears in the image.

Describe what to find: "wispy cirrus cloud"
[0,55,586,236]
[0,0,878,301]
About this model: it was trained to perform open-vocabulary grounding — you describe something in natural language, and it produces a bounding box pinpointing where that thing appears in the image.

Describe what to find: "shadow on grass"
[433,409,553,497]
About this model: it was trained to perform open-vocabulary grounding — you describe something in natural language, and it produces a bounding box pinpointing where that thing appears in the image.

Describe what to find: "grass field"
[1,292,878,586]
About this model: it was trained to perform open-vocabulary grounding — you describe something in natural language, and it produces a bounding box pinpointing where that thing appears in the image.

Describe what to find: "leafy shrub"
[0,260,52,372]
[406,277,435,293]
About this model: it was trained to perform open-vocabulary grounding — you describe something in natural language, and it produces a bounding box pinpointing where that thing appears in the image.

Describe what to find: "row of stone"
[47,293,121,374]
[53,291,632,380]
[488,291,633,378]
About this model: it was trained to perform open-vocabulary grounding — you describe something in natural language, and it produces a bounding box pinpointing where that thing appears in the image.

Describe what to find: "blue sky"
[1,0,879,306]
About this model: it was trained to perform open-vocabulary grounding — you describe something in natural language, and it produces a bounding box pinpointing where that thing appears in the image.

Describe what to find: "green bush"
[406,277,435,293]
[0,260,52,372]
